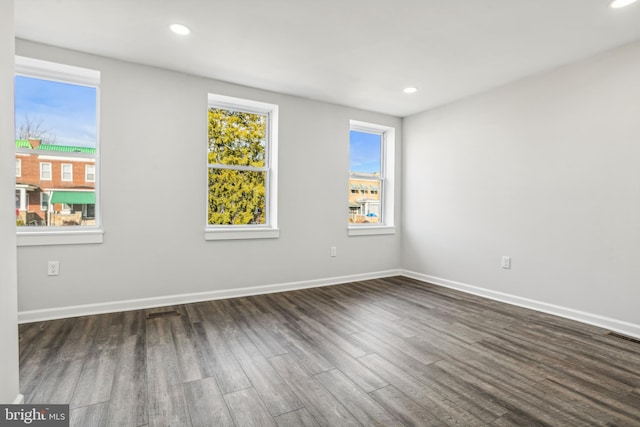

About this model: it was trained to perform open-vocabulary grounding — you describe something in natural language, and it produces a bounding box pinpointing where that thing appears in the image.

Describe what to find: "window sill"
[17,228,104,246]
[205,227,280,241]
[348,225,396,236]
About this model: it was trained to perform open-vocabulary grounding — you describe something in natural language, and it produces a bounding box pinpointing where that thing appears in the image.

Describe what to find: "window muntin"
[206,94,278,237]
[348,120,395,234]
[40,162,52,180]
[14,56,100,235]
[61,163,73,181]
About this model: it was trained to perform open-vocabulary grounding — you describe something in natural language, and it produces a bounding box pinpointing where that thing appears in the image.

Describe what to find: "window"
[15,56,102,246]
[15,158,21,177]
[85,164,95,182]
[61,163,73,181]
[40,162,52,180]
[348,120,395,236]
[40,193,50,211]
[206,94,278,240]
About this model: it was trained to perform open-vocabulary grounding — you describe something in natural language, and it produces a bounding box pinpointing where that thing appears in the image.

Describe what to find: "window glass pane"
[208,108,266,167]
[208,169,266,225]
[15,75,97,228]
[349,130,382,224]
[349,130,381,174]
[15,76,97,147]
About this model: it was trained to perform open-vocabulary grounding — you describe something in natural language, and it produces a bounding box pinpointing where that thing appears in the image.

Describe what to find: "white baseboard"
[401,270,640,340]
[13,394,24,404]
[17,269,402,324]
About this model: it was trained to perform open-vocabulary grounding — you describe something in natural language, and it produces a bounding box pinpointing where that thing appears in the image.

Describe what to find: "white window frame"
[85,164,95,182]
[39,162,52,180]
[205,94,278,241]
[61,163,73,181]
[348,120,395,236]
[15,158,21,177]
[15,56,103,246]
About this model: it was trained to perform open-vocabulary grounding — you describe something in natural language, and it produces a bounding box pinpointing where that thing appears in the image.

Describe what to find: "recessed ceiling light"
[610,0,638,8]
[170,24,191,35]
[403,87,418,94]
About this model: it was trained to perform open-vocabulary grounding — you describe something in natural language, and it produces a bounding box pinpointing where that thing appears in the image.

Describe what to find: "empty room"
[2,1,640,426]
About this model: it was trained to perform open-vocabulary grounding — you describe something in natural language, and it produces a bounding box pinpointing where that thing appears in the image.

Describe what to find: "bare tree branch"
[17,113,57,144]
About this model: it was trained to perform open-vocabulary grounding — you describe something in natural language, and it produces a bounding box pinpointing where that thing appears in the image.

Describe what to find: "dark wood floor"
[19,276,640,426]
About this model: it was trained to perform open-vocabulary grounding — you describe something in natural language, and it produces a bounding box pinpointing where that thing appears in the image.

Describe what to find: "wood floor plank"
[69,318,122,409]
[269,353,361,427]
[170,312,212,382]
[533,378,633,426]
[146,343,190,427]
[296,314,367,358]
[27,358,84,404]
[274,407,321,427]
[280,320,387,392]
[417,362,509,423]
[69,346,118,409]
[70,401,109,427]
[314,368,403,426]
[222,325,303,416]
[352,329,440,366]
[359,353,486,426]
[434,359,581,426]
[20,346,58,396]
[19,319,68,364]
[54,316,99,362]
[224,387,277,427]
[490,411,549,426]
[369,384,446,426]
[283,291,363,336]
[193,320,252,394]
[183,377,234,427]
[145,310,178,347]
[227,297,290,358]
[487,331,636,395]
[265,322,334,375]
[105,333,148,427]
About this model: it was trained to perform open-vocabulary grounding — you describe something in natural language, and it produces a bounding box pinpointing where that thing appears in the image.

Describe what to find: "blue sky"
[349,130,381,173]
[14,76,97,147]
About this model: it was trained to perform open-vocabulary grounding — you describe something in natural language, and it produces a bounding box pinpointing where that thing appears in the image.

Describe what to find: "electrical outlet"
[48,261,59,276]
[501,256,511,269]
[330,246,337,257]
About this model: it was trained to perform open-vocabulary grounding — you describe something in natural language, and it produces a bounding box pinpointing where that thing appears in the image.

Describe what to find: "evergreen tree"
[207,108,267,225]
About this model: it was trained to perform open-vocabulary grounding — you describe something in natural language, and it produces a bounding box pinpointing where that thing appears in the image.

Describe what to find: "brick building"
[15,138,96,226]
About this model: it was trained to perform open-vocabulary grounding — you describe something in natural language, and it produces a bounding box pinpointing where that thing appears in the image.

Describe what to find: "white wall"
[0,0,21,404]
[15,40,402,317]
[404,40,640,336]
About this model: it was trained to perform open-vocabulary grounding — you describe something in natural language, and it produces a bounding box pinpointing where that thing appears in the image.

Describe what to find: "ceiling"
[14,0,640,117]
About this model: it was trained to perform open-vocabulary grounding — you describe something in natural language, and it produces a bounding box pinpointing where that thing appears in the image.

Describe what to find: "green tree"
[207,108,267,225]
